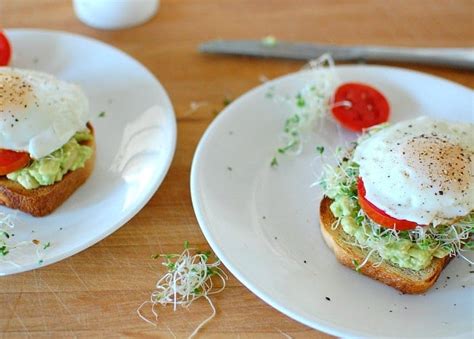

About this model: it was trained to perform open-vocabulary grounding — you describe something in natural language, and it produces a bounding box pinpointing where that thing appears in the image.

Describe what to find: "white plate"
[191,66,474,337]
[0,29,176,275]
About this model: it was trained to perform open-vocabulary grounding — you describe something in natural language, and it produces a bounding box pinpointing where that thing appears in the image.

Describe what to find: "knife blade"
[199,40,474,70]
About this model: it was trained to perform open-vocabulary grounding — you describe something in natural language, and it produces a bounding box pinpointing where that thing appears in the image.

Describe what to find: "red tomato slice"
[332,83,390,132]
[0,150,30,175]
[357,177,418,230]
[0,31,11,66]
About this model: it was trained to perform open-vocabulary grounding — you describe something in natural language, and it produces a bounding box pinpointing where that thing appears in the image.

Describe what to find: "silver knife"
[199,40,474,70]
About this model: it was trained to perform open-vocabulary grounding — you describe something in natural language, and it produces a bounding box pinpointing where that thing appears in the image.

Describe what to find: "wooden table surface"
[1,0,473,337]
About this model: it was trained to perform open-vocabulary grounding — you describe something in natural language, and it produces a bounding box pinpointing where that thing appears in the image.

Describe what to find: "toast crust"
[0,125,95,217]
[319,196,452,294]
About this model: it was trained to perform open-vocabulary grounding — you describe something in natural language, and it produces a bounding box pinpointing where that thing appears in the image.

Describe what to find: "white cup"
[73,0,159,30]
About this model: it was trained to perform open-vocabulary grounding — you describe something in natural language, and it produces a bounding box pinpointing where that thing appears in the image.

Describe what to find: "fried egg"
[0,67,89,159]
[353,116,474,226]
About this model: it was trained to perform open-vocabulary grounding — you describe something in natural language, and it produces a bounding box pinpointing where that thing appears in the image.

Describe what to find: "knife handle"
[357,47,474,70]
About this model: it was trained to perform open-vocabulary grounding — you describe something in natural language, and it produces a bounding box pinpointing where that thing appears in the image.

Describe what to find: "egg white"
[353,116,474,226]
[0,67,89,159]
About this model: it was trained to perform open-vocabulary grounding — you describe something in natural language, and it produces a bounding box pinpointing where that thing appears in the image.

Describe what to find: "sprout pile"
[137,242,227,338]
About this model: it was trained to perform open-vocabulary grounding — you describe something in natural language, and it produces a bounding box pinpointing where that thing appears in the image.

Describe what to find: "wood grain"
[0,0,473,337]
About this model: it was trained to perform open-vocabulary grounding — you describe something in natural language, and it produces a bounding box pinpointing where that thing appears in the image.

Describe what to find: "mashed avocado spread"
[7,131,93,189]
[329,193,451,271]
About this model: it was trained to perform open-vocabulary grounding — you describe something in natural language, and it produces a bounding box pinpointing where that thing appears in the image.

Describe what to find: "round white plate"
[0,29,176,275]
[191,66,474,337]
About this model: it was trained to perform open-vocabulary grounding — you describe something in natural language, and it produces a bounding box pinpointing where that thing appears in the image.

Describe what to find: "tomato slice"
[332,83,390,132]
[0,150,30,175]
[0,31,11,66]
[357,177,418,230]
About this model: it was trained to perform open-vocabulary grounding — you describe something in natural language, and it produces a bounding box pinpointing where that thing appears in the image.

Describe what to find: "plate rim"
[1,28,177,276]
[190,65,473,337]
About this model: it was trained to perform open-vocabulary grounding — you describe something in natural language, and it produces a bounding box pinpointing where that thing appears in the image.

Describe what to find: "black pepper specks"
[0,70,37,128]
[404,132,472,198]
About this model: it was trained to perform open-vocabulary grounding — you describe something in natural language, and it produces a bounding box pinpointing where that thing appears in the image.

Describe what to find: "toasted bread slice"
[319,196,452,294]
[0,125,95,217]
